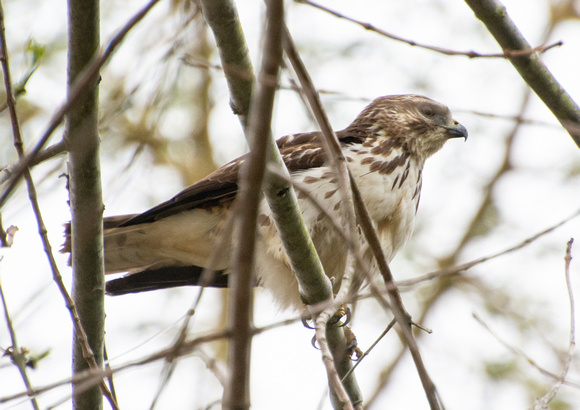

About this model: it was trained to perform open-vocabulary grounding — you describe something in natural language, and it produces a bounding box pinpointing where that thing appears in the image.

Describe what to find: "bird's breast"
[346,147,423,261]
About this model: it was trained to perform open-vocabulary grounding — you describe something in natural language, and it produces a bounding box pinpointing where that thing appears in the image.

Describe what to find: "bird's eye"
[421,105,435,117]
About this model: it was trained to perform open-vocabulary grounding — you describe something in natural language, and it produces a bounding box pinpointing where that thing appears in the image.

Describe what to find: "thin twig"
[398,208,580,288]
[195,346,228,387]
[0,212,7,246]
[473,312,580,389]
[298,0,562,59]
[283,24,363,408]
[0,273,40,410]
[530,239,576,409]
[457,109,562,128]
[341,318,397,382]
[0,1,120,407]
[350,180,441,409]
[0,0,162,208]
[102,344,117,405]
[1,328,230,405]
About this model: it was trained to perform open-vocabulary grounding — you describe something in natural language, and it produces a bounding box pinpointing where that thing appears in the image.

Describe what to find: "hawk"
[63,94,467,310]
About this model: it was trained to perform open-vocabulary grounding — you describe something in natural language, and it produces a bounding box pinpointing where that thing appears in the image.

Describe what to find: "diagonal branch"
[350,180,441,409]
[0,2,118,408]
[224,0,281,407]
[0,141,67,185]
[473,310,580,391]
[398,208,580,288]
[282,25,363,410]
[464,0,580,148]
[531,239,576,408]
[201,1,362,408]
[0,0,162,208]
[299,0,562,59]
[198,0,254,126]
[0,275,39,410]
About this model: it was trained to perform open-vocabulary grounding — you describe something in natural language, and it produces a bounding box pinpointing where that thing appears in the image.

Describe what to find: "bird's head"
[348,94,467,164]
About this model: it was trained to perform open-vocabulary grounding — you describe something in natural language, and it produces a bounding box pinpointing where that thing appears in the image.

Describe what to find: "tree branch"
[0,0,162,208]
[531,239,575,408]
[282,25,363,410]
[66,0,105,407]
[198,0,254,126]
[1,329,229,406]
[0,1,115,408]
[398,208,580,288]
[0,276,39,409]
[350,180,441,409]
[299,0,562,59]
[464,0,580,148]
[222,0,283,407]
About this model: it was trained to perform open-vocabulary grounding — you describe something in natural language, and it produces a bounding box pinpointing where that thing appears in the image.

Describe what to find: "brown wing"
[120,131,329,226]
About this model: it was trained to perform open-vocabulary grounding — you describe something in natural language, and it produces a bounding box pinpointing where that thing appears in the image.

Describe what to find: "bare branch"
[0,0,162,209]
[465,0,580,147]
[530,239,576,409]
[283,25,363,409]
[457,109,563,129]
[350,180,441,409]
[315,309,354,410]
[1,329,230,406]
[341,318,397,382]
[66,0,106,408]
[0,1,118,407]
[222,0,285,407]
[198,0,254,125]
[398,208,580,289]
[473,312,580,390]
[298,0,562,59]
[0,274,39,409]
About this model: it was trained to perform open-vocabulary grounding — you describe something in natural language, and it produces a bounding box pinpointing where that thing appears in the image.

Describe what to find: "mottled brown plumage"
[63,94,467,309]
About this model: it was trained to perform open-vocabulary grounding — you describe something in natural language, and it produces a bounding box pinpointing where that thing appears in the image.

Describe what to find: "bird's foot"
[329,304,351,327]
[309,324,362,361]
[301,308,315,329]
[343,325,363,361]
[301,303,351,328]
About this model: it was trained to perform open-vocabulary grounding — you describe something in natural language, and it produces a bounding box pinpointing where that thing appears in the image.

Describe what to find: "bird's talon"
[339,307,351,327]
[311,334,319,350]
[343,325,362,360]
[301,317,315,329]
[351,346,363,361]
[301,308,315,329]
[329,304,351,327]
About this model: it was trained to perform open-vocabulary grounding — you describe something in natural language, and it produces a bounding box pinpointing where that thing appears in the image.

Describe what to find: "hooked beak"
[446,122,468,141]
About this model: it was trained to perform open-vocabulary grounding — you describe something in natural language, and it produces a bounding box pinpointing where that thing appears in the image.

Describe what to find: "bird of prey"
[63,94,467,310]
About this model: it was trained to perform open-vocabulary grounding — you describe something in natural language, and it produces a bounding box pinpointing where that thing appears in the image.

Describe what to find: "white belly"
[254,155,422,310]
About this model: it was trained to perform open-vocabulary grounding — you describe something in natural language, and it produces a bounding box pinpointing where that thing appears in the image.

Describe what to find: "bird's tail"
[105,265,229,295]
[61,215,234,295]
